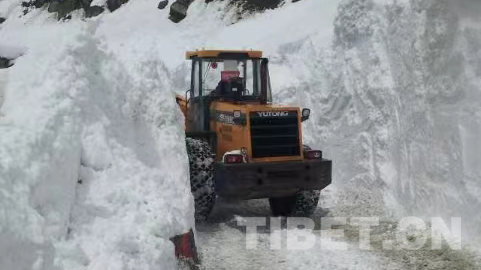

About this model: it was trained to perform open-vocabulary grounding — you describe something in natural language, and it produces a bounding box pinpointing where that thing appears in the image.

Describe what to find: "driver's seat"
[220,77,244,100]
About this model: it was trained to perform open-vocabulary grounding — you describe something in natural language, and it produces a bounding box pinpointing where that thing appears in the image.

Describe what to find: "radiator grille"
[250,111,300,158]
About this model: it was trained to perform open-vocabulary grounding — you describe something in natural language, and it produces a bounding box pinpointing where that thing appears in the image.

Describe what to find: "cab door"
[186,58,206,132]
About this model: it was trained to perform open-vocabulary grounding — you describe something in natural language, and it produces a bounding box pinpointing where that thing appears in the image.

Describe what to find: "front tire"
[186,138,216,220]
[269,190,320,217]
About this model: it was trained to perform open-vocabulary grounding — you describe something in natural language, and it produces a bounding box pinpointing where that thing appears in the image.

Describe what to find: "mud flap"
[170,229,200,269]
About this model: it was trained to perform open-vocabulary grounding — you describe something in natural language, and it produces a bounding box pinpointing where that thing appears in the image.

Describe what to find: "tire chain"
[186,138,216,220]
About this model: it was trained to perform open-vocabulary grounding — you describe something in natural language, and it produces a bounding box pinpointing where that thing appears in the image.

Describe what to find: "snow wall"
[0,7,193,270]
[273,0,481,247]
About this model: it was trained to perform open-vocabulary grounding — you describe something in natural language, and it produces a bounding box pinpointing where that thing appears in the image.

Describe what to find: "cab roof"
[185,50,263,59]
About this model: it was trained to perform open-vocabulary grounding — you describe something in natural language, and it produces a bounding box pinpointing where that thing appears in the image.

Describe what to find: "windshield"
[201,59,261,97]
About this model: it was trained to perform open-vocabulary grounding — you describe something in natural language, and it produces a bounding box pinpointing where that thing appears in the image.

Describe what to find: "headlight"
[305,150,322,160]
[302,108,310,117]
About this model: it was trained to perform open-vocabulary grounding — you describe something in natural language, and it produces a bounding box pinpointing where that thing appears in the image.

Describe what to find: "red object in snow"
[170,229,200,268]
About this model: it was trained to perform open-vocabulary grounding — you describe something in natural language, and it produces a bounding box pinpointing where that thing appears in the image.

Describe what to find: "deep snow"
[288,0,481,249]
[0,4,193,270]
[1,0,481,269]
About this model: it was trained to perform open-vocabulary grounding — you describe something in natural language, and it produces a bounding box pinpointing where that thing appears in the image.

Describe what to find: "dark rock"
[106,0,129,11]
[48,1,58,12]
[23,0,93,18]
[85,5,104,17]
[81,0,92,7]
[21,0,52,8]
[158,0,168,9]
[0,57,13,69]
[34,0,46,8]
[235,0,283,12]
[205,0,284,12]
[168,0,194,23]
[0,17,5,24]
[55,0,81,19]
[203,0,284,22]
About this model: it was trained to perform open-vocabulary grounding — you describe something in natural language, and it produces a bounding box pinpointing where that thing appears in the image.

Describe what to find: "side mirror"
[185,89,192,105]
[301,108,310,122]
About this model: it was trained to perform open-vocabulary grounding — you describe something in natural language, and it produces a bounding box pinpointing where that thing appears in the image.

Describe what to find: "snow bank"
[0,4,193,270]
[270,0,481,247]
[0,45,25,59]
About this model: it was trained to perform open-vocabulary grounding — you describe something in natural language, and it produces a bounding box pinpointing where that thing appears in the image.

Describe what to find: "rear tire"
[269,190,320,217]
[269,196,296,216]
[186,138,216,221]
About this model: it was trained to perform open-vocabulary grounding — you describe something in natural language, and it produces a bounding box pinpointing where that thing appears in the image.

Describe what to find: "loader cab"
[186,50,272,132]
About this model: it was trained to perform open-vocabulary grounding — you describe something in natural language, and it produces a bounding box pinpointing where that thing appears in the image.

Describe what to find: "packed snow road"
[195,198,405,270]
[196,192,480,270]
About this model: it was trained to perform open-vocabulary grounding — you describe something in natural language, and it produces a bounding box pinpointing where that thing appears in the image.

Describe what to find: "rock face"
[205,0,284,12]
[55,0,82,18]
[47,1,58,12]
[23,0,78,19]
[0,57,12,69]
[21,0,65,9]
[85,5,104,17]
[106,0,129,11]
[0,18,5,24]
[22,0,104,19]
[167,0,289,23]
[158,0,168,10]
[21,0,43,8]
[169,0,194,23]
[232,0,283,12]
[19,0,286,23]
[169,0,284,23]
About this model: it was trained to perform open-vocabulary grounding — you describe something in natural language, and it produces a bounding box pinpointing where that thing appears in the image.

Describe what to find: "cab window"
[192,60,200,96]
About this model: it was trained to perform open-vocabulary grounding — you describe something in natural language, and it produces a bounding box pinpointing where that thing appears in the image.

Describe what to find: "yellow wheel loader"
[176,50,332,219]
